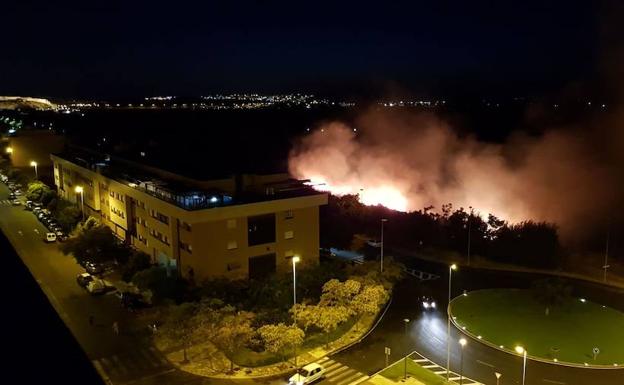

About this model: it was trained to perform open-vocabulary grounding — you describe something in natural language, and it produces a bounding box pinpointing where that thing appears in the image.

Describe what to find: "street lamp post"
[603,228,610,283]
[446,263,457,380]
[380,218,388,273]
[459,338,467,384]
[467,206,473,266]
[515,346,527,385]
[30,161,38,179]
[403,318,410,380]
[292,255,300,368]
[494,372,502,385]
[75,186,85,221]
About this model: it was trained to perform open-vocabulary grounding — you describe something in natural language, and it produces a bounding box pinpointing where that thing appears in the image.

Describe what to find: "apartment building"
[51,150,327,281]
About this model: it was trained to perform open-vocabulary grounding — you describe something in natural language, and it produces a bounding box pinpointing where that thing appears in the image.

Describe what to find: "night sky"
[2,1,611,98]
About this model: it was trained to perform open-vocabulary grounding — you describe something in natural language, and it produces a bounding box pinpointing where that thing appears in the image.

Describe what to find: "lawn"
[450,289,624,365]
[380,356,452,385]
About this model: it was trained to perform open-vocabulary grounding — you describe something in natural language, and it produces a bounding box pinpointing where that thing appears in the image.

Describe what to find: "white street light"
[5,147,13,154]
[515,346,527,385]
[459,338,467,384]
[380,218,388,273]
[446,263,457,380]
[30,161,38,179]
[75,185,85,221]
[495,372,502,385]
[292,255,300,368]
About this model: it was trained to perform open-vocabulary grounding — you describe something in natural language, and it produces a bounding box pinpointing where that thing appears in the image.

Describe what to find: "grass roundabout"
[449,289,624,367]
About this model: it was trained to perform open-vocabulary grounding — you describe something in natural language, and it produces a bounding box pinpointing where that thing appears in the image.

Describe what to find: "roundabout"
[449,288,624,367]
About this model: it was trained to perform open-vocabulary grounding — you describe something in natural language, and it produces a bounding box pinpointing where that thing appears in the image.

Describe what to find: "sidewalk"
[156,300,389,379]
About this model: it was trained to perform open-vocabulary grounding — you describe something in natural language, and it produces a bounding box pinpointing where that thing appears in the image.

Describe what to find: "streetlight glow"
[459,338,467,347]
[30,161,37,167]
[75,186,83,193]
[5,147,13,154]
[450,263,457,270]
[292,255,300,264]
[515,346,525,354]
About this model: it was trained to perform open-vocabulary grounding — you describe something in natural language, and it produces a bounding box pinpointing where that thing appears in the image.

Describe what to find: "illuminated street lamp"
[459,338,467,384]
[30,161,38,179]
[380,218,388,273]
[75,185,85,221]
[446,263,457,380]
[495,372,502,385]
[292,255,300,367]
[5,147,13,154]
[515,345,527,385]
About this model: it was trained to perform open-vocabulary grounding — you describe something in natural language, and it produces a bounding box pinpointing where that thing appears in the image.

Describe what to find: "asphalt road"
[2,180,624,385]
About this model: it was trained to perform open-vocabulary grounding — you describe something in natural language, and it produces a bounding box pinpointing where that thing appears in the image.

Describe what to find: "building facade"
[51,151,327,282]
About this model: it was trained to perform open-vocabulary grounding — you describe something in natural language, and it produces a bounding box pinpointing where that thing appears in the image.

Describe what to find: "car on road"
[421,295,436,310]
[12,199,21,206]
[45,232,57,242]
[76,272,94,288]
[85,278,108,295]
[85,261,105,275]
[288,363,325,385]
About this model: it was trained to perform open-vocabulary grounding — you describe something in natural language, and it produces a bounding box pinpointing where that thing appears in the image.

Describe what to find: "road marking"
[343,375,370,385]
[543,380,566,384]
[331,368,359,383]
[326,365,350,378]
[477,359,495,368]
[434,370,447,375]
[336,372,366,385]
[423,364,440,369]
[414,358,429,363]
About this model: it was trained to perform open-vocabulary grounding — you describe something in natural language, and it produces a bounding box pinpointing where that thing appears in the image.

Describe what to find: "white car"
[86,278,107,295]
[12,199,21,206]
[45,232,57,242]
[288,363,325,385]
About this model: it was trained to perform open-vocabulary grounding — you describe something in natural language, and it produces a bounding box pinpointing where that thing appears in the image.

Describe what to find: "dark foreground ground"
[0,230,103,385]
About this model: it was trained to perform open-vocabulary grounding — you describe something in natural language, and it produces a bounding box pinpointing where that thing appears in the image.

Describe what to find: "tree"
[121,250,151,282]
[132,266,188,304]
[319,279,361,307]
[55,205,82,232]
[257,323,304,365]
[25,181,51,202]
[160,302,199,363]
[351,284,389,316]
[531,278,572,316]
[211,310,255,371]
[60,225,127,265]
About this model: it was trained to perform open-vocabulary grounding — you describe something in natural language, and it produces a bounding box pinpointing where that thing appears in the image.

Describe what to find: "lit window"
[227,241,238,250]
[284,231,294,240]
[227,219,237,229]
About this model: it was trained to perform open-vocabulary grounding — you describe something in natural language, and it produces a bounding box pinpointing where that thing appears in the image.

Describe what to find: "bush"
[121,251,152,282]
[132,266,190,304]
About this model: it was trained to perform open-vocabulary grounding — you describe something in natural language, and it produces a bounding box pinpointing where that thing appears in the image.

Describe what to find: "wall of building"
[50,154,327,282]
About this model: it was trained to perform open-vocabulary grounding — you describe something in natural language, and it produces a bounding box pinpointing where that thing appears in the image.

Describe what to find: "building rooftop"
[53,148,324,211]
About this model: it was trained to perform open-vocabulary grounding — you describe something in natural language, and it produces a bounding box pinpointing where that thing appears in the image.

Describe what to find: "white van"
[288,363,325,384]
[45,232,57,242]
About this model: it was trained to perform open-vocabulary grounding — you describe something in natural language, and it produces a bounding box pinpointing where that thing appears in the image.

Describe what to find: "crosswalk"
[92,346,173,383]
[0,199,17,205]
[318,356,369,385]
[410,353,483,385]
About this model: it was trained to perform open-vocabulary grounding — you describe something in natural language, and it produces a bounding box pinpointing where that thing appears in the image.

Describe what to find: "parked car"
[33,202,43,208]
[288,363,325,385]
[13,190,21,196]
[8,193,15,200]
[45,232,57,242]
[86,278,107,295]
[57,234,68,242]
[12,200,21,206]
[76,272,94,288]
[85,261,105,275]
[117,292,150,310]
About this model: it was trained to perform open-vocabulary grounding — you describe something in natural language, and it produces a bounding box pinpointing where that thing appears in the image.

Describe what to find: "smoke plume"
[288,108,624,240]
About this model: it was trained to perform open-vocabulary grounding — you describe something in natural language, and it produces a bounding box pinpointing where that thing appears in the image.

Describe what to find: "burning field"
[288,108,624,240]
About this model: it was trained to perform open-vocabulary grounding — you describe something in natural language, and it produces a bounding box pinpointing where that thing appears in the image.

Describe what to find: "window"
[285,210,294,219]
[284,230,294,240]
[227,241,238,250]
[180,242,192,253]
[227,262,241,271]
[226,219,237,229]
[284,250,294,257]
[247,214,275,246]
[181,221,192,232]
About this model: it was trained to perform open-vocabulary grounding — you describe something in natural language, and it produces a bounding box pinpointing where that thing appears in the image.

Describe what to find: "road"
[2,181,624,385]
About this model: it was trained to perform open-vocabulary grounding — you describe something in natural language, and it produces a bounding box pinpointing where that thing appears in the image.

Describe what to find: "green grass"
[380,358,452,384]
[451,289,624,365]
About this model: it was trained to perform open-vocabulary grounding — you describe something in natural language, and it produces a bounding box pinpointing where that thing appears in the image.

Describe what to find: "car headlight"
[422,302,430,308]
[431,302,436,308]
